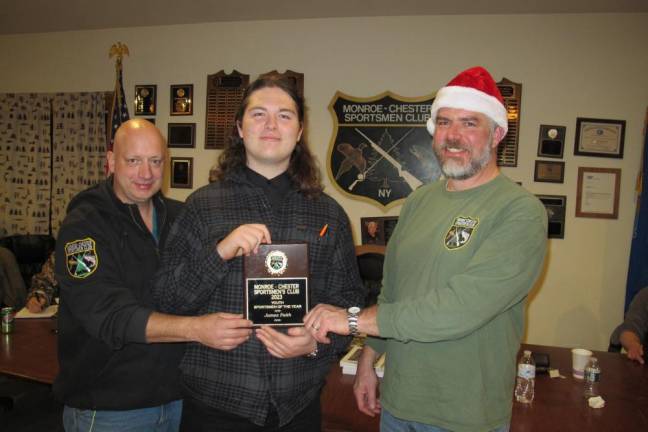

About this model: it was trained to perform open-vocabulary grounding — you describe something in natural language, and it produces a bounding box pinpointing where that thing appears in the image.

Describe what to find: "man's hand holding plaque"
[216,224,272,259]
[243,243,309,327]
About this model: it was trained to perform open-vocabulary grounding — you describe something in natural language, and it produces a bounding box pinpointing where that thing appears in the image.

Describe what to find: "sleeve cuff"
[376,302,398,340]
[125,307,153,344]
[365,335,386,354]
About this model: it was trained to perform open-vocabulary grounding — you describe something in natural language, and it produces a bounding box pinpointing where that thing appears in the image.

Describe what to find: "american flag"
[625,110,648,310]
[108,60,130,152]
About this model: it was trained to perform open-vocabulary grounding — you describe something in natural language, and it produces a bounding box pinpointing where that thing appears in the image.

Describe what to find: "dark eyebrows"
[246,106,297,115]
[435,114,481,123]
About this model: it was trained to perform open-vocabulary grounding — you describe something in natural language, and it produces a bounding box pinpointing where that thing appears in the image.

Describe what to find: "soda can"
[1,307,14,334]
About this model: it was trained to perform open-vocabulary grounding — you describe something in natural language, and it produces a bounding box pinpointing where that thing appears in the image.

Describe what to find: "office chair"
[355,245,385,306]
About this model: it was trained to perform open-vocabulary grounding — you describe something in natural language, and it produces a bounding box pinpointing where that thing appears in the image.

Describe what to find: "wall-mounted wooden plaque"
[496,78,522,167]
[204,70,250,150]
[258,70,304,98]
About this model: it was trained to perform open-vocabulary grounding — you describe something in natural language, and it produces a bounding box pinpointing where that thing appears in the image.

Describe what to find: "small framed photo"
[574,118,625,158]
[360,216,399,245]
[167,123,196,148]
[170,157,193,189]
[576,167,621,219]
[534,160,565,183]
[170,84,193,116]
[134,85,157,116]
[537,125,565,159]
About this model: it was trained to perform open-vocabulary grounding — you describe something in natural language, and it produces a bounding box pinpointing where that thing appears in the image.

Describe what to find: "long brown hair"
[212,76,323,198]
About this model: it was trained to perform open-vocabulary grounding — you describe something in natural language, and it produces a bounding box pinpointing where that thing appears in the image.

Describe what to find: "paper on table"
[15,304,58,318]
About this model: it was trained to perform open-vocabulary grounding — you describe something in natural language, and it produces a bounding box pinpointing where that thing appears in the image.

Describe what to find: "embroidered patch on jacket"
[444,216,479,250]
[65,238,99,279]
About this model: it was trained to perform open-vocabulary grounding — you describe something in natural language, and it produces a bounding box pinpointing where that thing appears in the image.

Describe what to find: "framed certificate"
[534,160,565,183]
[576,167,621,219]
[574,118,625,158]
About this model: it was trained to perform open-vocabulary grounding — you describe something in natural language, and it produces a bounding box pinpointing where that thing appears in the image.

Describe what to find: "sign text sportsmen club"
[328,91,441,208]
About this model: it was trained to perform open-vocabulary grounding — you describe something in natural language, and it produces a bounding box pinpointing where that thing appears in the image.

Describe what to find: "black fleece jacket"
[53,178,184,410]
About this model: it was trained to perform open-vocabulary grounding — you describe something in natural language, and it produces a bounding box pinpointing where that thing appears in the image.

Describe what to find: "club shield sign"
[327,91,441,208]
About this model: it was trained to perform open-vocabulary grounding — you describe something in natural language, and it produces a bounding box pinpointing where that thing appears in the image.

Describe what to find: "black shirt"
[244,167,292,216]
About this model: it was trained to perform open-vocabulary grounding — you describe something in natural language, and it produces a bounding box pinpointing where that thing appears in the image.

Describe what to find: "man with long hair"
[154,76,363,431]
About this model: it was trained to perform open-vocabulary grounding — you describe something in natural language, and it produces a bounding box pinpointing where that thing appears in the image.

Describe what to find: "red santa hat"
[426,66,508,135]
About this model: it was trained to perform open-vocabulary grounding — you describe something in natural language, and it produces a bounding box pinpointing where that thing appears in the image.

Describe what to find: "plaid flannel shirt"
[154,169,364,426]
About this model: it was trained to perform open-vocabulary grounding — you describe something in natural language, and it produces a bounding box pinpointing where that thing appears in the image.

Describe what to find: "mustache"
[438,139,469,152]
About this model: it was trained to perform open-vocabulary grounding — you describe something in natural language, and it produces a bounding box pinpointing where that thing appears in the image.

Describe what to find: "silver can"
[1,307,14,334]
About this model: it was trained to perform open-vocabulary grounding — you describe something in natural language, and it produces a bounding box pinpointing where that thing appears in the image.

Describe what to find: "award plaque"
[243,243,309,326]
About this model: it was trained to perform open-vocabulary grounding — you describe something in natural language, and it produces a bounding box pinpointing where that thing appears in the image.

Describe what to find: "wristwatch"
[347,306,361,336]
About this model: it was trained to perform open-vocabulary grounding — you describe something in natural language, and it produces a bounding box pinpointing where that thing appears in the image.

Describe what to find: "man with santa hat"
[305,66,548,432]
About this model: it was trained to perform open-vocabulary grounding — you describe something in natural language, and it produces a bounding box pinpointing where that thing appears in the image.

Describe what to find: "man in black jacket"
[54,119,252,432]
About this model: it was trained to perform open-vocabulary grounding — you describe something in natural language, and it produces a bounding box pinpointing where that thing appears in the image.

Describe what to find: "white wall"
[2,13,647,351]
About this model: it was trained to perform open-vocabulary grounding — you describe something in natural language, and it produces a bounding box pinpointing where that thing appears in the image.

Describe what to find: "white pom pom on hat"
[426,66,508,136]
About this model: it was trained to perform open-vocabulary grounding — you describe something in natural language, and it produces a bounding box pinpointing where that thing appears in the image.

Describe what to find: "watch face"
[348,306,360,314]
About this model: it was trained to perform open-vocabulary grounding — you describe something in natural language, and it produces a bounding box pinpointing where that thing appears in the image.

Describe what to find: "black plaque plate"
[243,243,309,326]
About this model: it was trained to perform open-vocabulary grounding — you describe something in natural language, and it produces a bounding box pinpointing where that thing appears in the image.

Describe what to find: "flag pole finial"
[109,42,130,68]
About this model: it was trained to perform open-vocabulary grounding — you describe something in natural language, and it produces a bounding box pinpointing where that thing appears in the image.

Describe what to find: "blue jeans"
[381,408,510,432]
[63,400,182,432]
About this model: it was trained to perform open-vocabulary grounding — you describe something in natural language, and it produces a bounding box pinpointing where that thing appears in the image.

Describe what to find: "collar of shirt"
[244,167,293,212]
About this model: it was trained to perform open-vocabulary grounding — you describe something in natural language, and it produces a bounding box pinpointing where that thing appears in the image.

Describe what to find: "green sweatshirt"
[367,174,547,432]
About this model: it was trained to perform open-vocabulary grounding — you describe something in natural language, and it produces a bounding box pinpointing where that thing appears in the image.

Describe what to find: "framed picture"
[360,216,399,245]
[537,125,565,158]
[170,157,193,189]
[170,84,193,116]
[134,85,157,116]
[167,123,195,148]
[534,160,565,183]
[576,167,621,219]
[574,118,625,158]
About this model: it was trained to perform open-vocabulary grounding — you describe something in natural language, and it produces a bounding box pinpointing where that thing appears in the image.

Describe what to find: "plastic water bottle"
[583,357,601,398]
[514,350,535,403]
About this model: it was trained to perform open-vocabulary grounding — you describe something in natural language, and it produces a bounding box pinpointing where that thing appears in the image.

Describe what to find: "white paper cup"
[571,348,592,379]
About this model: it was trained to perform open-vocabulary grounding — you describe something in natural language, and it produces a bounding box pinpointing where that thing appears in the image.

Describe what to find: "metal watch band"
[347,306,360,336]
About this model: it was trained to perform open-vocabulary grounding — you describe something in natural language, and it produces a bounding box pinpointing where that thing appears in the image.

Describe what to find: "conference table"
[2,319,648,431]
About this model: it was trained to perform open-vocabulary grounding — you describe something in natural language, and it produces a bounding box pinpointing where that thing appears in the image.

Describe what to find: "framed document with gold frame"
[170,84,193,116]
[534,160,565,183]
[576,167,621,219]
[243,243,309,327]
[574,118,625,158]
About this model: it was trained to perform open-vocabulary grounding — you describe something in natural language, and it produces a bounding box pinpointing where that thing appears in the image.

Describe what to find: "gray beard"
[433,130,493,180]
[439,147,491,180]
